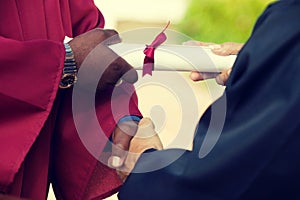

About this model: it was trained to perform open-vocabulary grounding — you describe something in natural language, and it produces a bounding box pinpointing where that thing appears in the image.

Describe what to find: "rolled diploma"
[109,43,237,72]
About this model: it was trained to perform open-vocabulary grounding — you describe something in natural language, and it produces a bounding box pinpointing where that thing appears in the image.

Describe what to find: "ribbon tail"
[143,57,154,77]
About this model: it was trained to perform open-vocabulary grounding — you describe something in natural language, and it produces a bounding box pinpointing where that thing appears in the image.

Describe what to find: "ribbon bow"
[143,21,170,77]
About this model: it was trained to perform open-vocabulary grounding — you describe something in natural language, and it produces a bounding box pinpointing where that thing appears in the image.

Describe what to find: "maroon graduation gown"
[0,1,141,199]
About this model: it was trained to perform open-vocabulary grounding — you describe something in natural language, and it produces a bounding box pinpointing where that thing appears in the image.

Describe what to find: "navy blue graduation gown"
[118,0,300,199]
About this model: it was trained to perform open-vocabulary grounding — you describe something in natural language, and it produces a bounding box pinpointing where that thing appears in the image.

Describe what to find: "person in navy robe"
[118,0,300,199]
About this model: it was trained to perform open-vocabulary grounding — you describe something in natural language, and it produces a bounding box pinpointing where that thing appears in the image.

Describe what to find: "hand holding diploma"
[68,29,138,90]
[185,41,244,85]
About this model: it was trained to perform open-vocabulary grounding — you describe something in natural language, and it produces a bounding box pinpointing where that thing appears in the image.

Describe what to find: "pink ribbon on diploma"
[143,21,170,76]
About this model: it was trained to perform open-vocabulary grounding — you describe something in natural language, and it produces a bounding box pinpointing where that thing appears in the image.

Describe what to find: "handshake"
[109,118,163,182]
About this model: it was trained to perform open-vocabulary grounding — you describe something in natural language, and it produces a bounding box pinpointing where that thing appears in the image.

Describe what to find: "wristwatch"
[59,43,78,89]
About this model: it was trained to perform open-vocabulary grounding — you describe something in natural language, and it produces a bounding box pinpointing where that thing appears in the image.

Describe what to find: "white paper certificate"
[109,43,237,72]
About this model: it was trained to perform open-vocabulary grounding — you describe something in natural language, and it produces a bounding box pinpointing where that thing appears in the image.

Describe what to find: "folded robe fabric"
[0,1,141,199]
[118,0,300,199]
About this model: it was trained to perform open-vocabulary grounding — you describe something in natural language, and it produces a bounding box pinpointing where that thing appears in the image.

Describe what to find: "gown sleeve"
[0,36,65,191]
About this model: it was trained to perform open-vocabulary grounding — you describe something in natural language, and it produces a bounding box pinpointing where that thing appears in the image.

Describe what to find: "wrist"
[118,115,142,124]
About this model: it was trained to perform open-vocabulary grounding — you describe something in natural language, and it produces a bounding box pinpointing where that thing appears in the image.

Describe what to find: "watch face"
[59,74,77,89]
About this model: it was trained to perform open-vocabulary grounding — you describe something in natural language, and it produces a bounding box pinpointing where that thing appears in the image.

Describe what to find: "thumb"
[108,121,138,168]
[190,71,220,81]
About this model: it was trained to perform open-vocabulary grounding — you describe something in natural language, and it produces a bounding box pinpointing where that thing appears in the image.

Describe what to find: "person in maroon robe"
[0,1,143,199]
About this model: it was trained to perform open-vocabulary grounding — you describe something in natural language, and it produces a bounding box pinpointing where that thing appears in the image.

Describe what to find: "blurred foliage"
[177,0,276,43]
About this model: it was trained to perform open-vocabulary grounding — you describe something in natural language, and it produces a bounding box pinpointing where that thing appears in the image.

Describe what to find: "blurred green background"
[177,0,276,43]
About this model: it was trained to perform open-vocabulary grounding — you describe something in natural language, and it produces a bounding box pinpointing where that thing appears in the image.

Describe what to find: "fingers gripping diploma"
[190,68,232,86]
[68,28,138,91]
[109,118,163,182]
[185,41,242,85]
